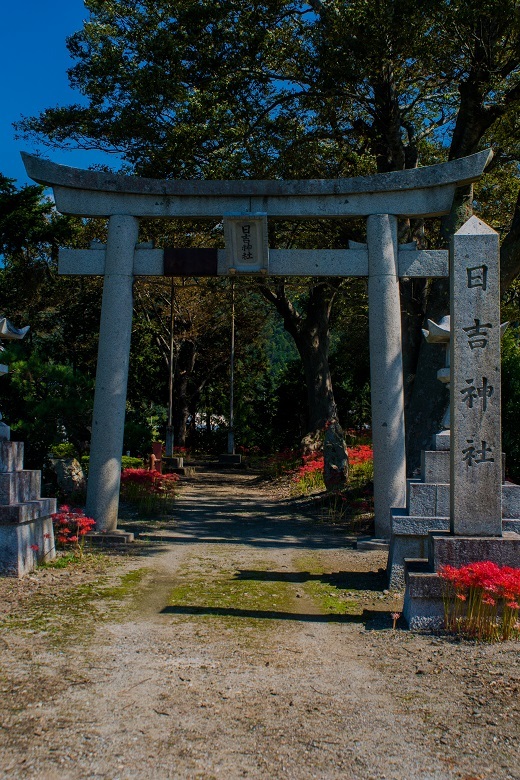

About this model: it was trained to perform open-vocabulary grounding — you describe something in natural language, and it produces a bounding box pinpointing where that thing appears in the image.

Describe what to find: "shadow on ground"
[234,568,387,591]
[160,604,393,630]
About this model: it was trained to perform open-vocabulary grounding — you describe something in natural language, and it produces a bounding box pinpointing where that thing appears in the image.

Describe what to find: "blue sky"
[1,1,116,185]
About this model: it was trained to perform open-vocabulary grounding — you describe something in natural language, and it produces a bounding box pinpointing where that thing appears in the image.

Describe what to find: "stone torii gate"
[23,150,491,537]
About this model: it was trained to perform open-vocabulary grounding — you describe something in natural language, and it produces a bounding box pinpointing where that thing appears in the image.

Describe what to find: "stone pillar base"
[0,516,56,577]
[0,441,56,577]
[218,453,243,466]
[163,456,184,469]
[85,529,134,545]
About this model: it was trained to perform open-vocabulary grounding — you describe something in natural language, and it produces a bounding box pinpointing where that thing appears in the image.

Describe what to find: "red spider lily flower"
[51,507,95,548]
[348,445,374,465]
[440,561,520,641]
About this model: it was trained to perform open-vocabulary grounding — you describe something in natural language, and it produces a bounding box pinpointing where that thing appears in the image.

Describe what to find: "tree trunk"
[501,190,520,294]
[260,280,349,489]
[173,397,190,448]
[173,340,196,447]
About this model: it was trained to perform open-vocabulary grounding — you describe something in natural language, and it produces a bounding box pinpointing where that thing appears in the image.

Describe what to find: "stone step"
[402,481,520,520]
[85,530,134,545]
[0,442,24,473]
[391,514,449,535]
[421,449,506,485]
[392,513,520,536]
[0,470,42,504]
[403,569,445,629]
[403,557,431,574]
[0,498,57,525]
[421,450,449,483]
[502,483,520,519]
[355,537,389,551]
[407,481,449,517]
[429,532,520,570]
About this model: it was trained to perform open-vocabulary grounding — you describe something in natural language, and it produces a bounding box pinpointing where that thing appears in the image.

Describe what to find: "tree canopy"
[9,0,520,469]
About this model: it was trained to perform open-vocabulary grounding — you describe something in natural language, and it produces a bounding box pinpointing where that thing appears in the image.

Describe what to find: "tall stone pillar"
[367,214,407,538]
[86,215,138,531]
[450,217,502,536]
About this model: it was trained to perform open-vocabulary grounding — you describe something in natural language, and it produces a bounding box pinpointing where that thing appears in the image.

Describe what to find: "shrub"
[440,561,520,642]
[121,456,144,470]
[120,468,179,515]
[51,505,95,553]
[291,452,325,495]
[290,444,374,497]
[80,455,143,476]
[50,443,78,458]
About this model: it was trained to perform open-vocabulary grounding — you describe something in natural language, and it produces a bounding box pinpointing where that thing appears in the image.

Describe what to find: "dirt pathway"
[0,469,519,779]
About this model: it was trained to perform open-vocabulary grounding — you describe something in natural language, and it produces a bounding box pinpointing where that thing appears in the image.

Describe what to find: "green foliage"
[121,456,144,469]
[502,326,520,483]
[8,0,520,462]
[123,416,154,458]
[1,350,93,467]
[50,443,78,458]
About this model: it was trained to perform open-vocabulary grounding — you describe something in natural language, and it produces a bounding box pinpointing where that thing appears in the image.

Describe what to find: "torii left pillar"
[85,215,139,531]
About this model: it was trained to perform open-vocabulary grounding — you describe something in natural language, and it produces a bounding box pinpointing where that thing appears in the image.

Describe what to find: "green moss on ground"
[0,557,148,645]
[294,554,361,616]
[167,559,297,632]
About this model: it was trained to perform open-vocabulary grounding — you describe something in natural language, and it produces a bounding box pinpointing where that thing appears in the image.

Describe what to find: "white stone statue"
[0,318,30,441]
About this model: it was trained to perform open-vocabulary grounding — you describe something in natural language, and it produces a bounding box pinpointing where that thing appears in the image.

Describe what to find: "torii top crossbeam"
[22,150,491,219]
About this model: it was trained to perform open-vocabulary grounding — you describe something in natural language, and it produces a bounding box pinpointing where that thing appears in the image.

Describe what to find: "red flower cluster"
[293,452,325,481]
[348,445,373,465]
[120,468,179,495]
[440,561,520,641]
[292,445,373,482]
[440,561,520,608]
[51,505,95,546]
[237,445,262,455]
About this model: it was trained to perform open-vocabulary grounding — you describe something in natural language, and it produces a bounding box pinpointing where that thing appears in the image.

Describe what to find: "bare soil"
[0,468,519,780]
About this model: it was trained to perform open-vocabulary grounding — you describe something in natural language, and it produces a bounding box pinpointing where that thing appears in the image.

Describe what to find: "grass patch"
[100,568,148,600]
[41,551,83,569]
[293,554,361,616]
[167,559,297,632]
[0,559,148,646]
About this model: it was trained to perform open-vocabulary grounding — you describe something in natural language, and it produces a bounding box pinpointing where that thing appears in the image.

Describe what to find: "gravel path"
[0,469,518,779]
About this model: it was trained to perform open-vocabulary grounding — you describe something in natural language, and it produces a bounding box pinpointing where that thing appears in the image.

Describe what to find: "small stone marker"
[450,217,502,536]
